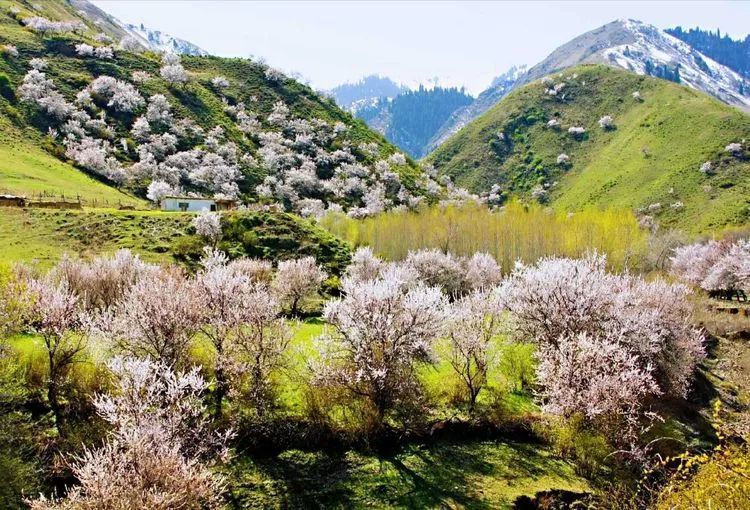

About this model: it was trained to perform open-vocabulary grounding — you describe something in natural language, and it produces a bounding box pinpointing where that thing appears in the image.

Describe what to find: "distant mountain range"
[329,75,408,110]
[426,65,527,153]
[354,86,474,158]
[429,19,750,155]
[337,19,750,158]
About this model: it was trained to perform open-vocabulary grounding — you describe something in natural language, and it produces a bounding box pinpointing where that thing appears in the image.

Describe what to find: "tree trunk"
[47,376,64,434]
[214,365,226,420]
[290,296,300,317]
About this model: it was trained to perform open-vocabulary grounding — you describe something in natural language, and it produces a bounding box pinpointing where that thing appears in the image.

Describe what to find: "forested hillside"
[667,26,750,79]
[356,85,474,158]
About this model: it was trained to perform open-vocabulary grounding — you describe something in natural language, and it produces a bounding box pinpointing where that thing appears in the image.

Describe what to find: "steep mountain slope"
[431,20,749,154]
[354,85,474,158]
[427,65,526,153]
[427,65,750,233]
[0,0,440,217]
[523,19,748,109]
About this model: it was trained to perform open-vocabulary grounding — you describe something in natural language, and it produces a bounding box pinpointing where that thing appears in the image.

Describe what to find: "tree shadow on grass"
[227,438,586,509]
[227,449,356,509]
[383,440,584,509]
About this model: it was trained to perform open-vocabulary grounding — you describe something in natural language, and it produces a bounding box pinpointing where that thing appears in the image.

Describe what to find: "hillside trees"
[446,290,506,411]
[271,257,326,316]
[195,249,289,415]
[670,239,750,295]
[96,268,203,368]
[13,36,464,213]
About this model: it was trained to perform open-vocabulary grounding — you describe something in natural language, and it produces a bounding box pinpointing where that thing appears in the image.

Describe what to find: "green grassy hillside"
[0,0,422,204]
[0,118,143,204]
[0,208,351,273]
[427,65,750,233]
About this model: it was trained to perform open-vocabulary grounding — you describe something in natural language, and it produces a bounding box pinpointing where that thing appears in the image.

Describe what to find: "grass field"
[0,207,192,268]
[0,207,352,274]
[0,132,143,206]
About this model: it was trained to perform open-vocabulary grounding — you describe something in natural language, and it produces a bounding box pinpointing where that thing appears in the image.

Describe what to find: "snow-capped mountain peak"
[122,23,207,56]
[599,19,749,109]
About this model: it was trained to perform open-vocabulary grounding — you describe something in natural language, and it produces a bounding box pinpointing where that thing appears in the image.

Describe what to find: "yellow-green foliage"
[320,201,646,272]
[656,403,750,510]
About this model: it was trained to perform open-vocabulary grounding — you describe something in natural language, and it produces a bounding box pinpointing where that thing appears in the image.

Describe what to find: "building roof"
[161,196,237,202]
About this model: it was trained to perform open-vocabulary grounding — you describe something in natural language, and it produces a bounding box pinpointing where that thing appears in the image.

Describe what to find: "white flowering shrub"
[211,76,230,89]
[568,126,586,137]
[447,290,505,410]
[89,76,144,113]
[2,44,18,57]
[29,357,228,510]
[95,269,203,368]
[192,210,222,246]
[531,184,548,203]
[131,70,151,83]
[725,142,743,155]
[499,254,704,438]
[271,257,326,316]
[671,239,750,294]
[74,43,94,57]
[29,57,47,70]
[264,67,285,82]
[146,180,177,203]
[64,137,125,183]
[22,16,85,35]
[49,250,155,311]
[18,69,73,120]
[160,54,188,85]
[598,115,615,129]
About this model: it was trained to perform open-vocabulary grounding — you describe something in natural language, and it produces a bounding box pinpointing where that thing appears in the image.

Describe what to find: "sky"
[92,1,750,96]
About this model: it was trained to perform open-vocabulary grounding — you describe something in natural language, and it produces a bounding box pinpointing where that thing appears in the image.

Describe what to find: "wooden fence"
[0,189,144,210]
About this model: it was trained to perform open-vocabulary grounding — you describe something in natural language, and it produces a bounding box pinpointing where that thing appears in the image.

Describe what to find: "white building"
[160,196,236,212]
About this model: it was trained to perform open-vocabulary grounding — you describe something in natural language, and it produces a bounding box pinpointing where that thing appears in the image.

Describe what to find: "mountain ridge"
[429,19,750,154]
